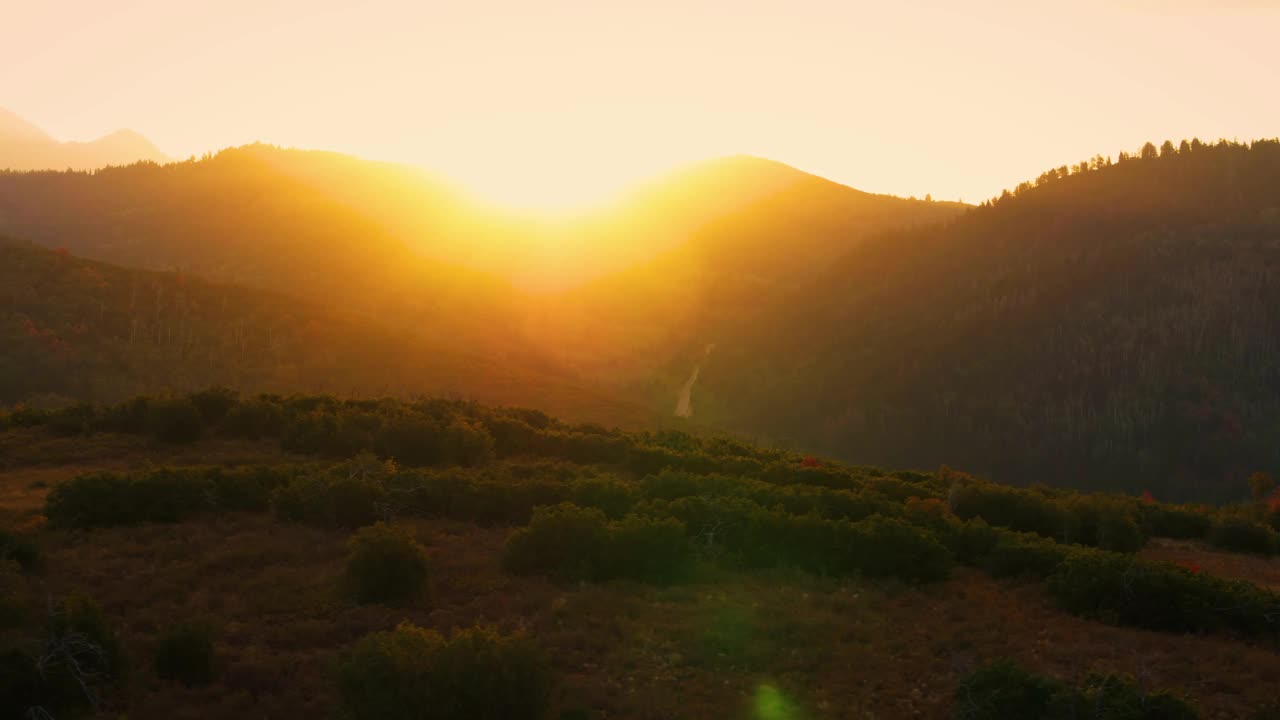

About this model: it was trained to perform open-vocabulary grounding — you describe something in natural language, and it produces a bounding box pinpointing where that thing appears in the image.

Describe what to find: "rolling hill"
[684,139,1280,501]
[0,141,964,401]
[0,238,647,426]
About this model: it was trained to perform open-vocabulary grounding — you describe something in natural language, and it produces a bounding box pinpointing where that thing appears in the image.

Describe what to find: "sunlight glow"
[754,684,801,720]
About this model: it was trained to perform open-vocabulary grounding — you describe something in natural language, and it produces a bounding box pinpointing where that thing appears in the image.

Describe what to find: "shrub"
[503,504,610,581]
[98,396,152,434]
[571,476,635,519]
[148,398,205,443]
[187,386,239,425]
[0,530,42,574]
[46,469,212,528]
[335,623,551,720]
[221,398,286,440]
[849,515,953,583]
[949,482,1068,540]
[441,418,496,467]
[1139,502,1211,539]
[607,515,691,584]
[271,469,387,528]
[1063,673,1198,720]
[1047,551,1280,641]
[46,403,96,436]
[955,658,1061,720]
[376,415,446,465]
[1061,497,1145,553]
[1208,516,1277,556]
[281,411,372,458]
[955,660,1199,720]
[155,618,216,686]
[0,592,126,715]
[982,534,1074,579]
[210,466,296,512]
[938,517,1004,565]
[345,522,429,604]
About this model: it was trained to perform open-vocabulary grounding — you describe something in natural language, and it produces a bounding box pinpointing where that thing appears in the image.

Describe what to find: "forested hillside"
[524,160,966,383]
[0,240,644,425]
[0,146,523,355]
[692,139,1280,502]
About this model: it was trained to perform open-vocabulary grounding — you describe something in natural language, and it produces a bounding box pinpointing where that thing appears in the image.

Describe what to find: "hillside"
[686,139,1280,502]
[0,143,963,407]
[0,239,645,426]
[0,108,170,170]
[3,394,1280,719]
[522,161,967,384]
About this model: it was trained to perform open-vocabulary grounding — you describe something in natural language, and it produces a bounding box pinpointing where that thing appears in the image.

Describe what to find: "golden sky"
[4,0,1278,209]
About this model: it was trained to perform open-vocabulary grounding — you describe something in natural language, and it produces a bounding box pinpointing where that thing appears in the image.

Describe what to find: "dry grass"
[6,432,1280,719]
[1141,536,1280,592]
[0,428,283,525]
[6,516,1279,720]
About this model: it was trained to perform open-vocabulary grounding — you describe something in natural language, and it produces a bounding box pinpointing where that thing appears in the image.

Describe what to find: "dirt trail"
[674,343,715,418]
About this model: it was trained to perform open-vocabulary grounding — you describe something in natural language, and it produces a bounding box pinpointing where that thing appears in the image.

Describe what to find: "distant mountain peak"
[0,107,55,143]
[0,108,169,170]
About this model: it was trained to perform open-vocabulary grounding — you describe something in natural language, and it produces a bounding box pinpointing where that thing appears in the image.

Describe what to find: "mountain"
[521,159,967,388]
[0,145,527,359]
[0,144,964,371]
[0,238,647,425]
[0,108,170,170]
[683,139,1280,502]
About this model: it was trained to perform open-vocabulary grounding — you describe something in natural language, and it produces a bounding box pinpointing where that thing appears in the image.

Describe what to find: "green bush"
[938,517,1004,565]
[46,470,212,528]
[209,466,296,512]
[221,398,286,440]
[949,482,1068,540]
[281,411,372,458]
[98,396,152,433]
[335,623,551,720]
[1048,551,1280,641]
[155,618,216,686]
[345,522,430,604]
[571,476,635,519]
[982,534,1074,579]
[0,530,42,574]
[271,469,387,528]
[849,515,953,582]
[1208,516,1277,556]
[956,658,1061,720]
[955,660,1199,720]
[1061,673,1198,720]
[1139,503,1211,540]
[376,415,446,465]
[148,398,205,443]
[46,403,97,436]
[1060,497,1145,552]
[503,504,611,581]
[1,592,131,717]
[607,515,691,584]
[187,387,239,425]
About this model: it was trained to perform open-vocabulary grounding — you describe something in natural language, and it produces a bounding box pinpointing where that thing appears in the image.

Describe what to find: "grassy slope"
[4,430,1280,720]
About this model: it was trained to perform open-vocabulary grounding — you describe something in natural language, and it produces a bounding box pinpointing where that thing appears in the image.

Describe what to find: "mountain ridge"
[0,107,170,170]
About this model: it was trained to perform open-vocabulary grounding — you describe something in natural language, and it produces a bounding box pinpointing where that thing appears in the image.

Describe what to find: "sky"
[3,0,1278,209]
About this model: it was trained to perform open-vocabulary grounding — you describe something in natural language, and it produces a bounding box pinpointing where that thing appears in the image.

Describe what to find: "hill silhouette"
[523,161,966,384]
[0,238,646,425]
[0,143,959,383]
[685,139,1280,501]
[0,108,170,170]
